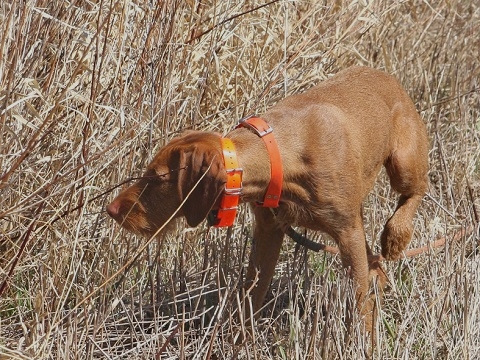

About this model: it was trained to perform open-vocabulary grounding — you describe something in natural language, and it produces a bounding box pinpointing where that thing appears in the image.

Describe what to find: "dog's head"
[106,131,227,236]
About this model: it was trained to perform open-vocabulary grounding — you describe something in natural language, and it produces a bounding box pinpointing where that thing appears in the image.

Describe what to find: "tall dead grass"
[1,0,479,359]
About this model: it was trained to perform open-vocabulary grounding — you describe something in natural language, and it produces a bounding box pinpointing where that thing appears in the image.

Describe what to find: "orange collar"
[208,138,242,227]
[209,117,283,228]
[238,116,283,207]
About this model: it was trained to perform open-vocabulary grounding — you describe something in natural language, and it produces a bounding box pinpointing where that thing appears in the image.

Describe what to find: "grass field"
[1,0,479,359]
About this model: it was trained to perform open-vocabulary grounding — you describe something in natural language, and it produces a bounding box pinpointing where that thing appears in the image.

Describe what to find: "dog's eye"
[142,169,165,182]
[146,166,175,182]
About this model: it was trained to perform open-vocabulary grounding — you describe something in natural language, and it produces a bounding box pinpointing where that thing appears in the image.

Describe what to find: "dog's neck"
[226,127,275,204]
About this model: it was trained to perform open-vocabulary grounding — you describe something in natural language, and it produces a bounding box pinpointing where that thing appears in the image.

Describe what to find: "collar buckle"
[238,117,273,137]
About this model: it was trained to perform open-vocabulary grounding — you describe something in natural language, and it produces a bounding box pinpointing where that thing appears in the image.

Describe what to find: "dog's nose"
[106,201,120,218]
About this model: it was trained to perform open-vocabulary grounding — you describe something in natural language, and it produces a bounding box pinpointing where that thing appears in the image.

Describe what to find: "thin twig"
[48,167,187,226]
[0,202,45,297]
[156,322,182,359]
[186,1,281,44]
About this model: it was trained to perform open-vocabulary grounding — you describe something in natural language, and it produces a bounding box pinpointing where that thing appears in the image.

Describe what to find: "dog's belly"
[275,198,354,237]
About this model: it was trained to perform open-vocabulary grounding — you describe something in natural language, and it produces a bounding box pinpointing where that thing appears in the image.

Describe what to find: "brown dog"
[107,66,428,328]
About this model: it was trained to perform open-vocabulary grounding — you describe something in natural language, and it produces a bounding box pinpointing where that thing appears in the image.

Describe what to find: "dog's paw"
[380,218,413,260]
[368,261,387,289]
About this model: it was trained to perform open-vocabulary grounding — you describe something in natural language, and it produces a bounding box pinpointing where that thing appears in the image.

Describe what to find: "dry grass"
[1,0,479,359]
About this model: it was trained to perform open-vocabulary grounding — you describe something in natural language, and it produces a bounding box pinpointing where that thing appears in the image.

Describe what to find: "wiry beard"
[113,189,152,235]
[115,195,181,237]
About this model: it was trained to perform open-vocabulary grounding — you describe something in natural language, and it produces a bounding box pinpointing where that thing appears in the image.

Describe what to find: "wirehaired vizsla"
[107,66,429,330]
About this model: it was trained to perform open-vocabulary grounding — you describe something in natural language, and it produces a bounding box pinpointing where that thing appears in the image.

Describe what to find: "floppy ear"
[174,143,226,227]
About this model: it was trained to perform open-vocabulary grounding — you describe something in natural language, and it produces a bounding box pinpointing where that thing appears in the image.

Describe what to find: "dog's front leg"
[244,207,285,319]
[336,217,375,333]
[335,216,374,330]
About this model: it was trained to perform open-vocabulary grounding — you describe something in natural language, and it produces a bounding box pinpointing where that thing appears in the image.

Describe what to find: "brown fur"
[107,66,429,329]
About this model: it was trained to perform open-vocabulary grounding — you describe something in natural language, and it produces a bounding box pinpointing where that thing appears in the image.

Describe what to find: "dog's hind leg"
[381,114,428,260]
